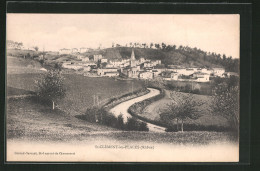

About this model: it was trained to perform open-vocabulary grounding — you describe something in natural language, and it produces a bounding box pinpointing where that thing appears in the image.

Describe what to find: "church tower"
[130,48,136,67]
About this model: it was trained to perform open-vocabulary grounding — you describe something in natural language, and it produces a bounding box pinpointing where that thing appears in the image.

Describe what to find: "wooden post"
[52,101,55,110]
[176,118,179,131]
[181,119,184,132]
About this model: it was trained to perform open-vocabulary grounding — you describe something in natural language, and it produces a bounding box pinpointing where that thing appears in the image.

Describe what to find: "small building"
[139,72,153,80]
[97,68,118,76]
[82,57,90,62]
[170,72,179,80]
[71,48,78,53]
[101,58,108,63]
[139,58,146,64]
[83,66,91,71]
[59,48,71,55]
[213,68,225,77]
[193,72,210,82]
[79,47,88,53]
[105,72,119,77]
[94,54,103,62]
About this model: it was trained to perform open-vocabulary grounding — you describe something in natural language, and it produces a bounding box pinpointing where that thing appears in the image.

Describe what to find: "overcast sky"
[7,14,239,58]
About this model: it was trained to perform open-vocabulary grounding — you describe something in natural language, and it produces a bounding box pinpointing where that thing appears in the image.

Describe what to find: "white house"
[101,58,108,63]
[94,54,103,62]
[109,59,123,68]
[139,58,146,64]
[62,62,83,70]
[193,72,210,82]
[79,48,88,53]
[59,48,71,55]
[105,72,119,77]
[83,66,91,71]
[82,57,90,62]
[170,72,179,80]
[97,68,118,76]
[71,48,78,53]
[213,68,225,77]
[139,72,153,80]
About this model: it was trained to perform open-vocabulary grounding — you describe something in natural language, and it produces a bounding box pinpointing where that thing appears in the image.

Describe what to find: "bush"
[125,117,139,131]
[82,107,149,131]
[138,122,149,131]
[116,114,125,130]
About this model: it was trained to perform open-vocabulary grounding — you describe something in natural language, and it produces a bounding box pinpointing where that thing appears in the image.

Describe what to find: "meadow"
[7,72,144,115]
[141,90,229,129]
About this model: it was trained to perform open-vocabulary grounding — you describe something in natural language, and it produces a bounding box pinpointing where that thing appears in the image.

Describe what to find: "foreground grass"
[7,97,237,145]
[143,89,229,128]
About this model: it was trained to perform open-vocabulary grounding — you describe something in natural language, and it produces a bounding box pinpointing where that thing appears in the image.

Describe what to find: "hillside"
[83,47,237,69]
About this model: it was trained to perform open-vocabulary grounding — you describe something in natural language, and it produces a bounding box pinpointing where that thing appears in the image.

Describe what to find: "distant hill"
[83,47,238,71]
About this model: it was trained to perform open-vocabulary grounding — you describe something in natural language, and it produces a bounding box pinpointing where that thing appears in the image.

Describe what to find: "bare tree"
[35,70,66,110]
[160,92,203,132]
[211,83,239,130]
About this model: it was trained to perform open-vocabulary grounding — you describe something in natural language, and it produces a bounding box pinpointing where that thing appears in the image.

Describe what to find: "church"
[128,48,140,78]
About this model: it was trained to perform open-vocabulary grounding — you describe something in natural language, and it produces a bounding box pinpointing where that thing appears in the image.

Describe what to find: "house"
[62,62,83,70]
[139,58,146,64]
[79,47,88,53]
[97,68,118,76]
[139,72,153,80]
[109,59,123,67]
[71,48,78,53]
[170,72,179,80]
[59,48,71,55]
[105,72,119,77]
[94,54,103,62]
[82,57,90,62]
[193,72,210,82]
[101,58,108,63]
[144,61,153,68]
[213,68,225,77]
[83,66,91,71]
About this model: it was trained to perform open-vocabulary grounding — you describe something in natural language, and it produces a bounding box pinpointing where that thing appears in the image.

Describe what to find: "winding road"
[109,88,166,132]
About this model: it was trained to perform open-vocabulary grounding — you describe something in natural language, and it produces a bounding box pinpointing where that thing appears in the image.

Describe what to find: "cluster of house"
[61,48,236,82]
[59,47,91,54]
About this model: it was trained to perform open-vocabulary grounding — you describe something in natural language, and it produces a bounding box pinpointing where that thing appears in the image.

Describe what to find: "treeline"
[112,42,239,73]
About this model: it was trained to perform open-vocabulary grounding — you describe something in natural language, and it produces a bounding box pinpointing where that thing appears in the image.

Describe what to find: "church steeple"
[130,48,136,67]
[131,48,135,60]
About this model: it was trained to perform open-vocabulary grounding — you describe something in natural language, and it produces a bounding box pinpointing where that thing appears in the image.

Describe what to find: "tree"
[160,92,203,132]
[34,46,39,51]
[150,43,154,48]
[35,70,66,110]
[54,63,62,71]
[161,42,166,49]
[211,81,239,130]
[155,43,160,49]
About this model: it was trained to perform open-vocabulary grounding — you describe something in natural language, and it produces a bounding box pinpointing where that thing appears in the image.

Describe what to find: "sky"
[7,14,240,58]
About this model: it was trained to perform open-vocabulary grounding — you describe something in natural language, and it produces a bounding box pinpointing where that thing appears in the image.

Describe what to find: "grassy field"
[7,97,237,144]
[7,56,45,74]
[142,90,229,128]
[6,97,117,141]
[7,72,144,114]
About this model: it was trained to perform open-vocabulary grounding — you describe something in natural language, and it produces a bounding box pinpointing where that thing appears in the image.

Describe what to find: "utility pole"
[132,82,133,94]
[93,95,96,106]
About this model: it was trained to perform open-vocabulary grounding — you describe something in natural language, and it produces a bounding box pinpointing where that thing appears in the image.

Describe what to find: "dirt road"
[109,88,166,132]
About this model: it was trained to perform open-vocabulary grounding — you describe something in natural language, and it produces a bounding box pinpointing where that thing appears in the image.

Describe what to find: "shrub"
[116,114,125,130]
[138,122,149,131]
[125,117,139,131]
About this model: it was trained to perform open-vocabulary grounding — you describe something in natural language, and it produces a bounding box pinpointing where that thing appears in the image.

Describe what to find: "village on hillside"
[6,41,238,82]
[59,47,237,82]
